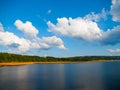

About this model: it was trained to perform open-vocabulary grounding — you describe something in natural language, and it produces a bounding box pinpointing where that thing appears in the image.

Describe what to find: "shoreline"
[0,60,119,66]
[0,62,82,66]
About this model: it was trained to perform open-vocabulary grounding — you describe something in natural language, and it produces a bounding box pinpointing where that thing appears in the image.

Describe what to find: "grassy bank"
[0,60,120,66]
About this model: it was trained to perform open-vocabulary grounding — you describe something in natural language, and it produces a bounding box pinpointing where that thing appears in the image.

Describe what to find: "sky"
[0,0,120,57]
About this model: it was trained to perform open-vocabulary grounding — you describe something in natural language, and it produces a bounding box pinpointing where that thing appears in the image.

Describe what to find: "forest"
[0,53,120,62]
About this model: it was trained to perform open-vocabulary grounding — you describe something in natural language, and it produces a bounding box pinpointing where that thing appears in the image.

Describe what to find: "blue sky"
[0,0,120,57]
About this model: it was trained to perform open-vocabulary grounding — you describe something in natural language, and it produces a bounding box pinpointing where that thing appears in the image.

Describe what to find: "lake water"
[0,62,120,90]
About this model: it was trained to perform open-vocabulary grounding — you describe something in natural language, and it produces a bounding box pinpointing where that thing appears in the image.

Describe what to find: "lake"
[0,61,120,90]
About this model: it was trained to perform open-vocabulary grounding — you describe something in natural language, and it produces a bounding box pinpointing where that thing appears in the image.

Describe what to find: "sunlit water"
[0,61,120,90]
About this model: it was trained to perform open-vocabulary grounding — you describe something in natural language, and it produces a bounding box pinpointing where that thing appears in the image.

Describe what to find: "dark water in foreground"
[0,62,120,90]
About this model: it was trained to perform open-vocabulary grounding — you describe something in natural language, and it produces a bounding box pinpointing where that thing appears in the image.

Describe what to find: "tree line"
[0,53,120,62]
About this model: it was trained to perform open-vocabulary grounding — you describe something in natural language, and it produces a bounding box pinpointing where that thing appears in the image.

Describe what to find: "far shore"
[0,60,119,66]
[0,62,78,66]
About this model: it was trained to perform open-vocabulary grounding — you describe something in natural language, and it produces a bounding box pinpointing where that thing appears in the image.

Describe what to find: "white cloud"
[0,21,66,53]
[100,25,120,45]
[14,20,39,38]
[47,9,51,14]
[47,17,120,45]
[84,8,107,22]
[110,0,120,22]
[108,48,120,53]
[0,29,30,53]
[47,17,102,41]
[31,36,66,50]
[41,36,66,50]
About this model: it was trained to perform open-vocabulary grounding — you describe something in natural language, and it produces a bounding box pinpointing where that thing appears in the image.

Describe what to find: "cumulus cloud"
[41,36,66,50]
[110,0,120,22]
[100,25,120,45]
[84,8,107,22]
[0,21,66,53]
[47,17,102,41]
[47,17,120,45]
[14,20,39,38]
[30,36,66,50]
[108,48,120,53]
[0,28,30,53]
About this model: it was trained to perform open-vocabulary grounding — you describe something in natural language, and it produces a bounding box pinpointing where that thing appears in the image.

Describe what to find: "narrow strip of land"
[0,60,119,66]
[0,62,81,66]
[0,53,120,66]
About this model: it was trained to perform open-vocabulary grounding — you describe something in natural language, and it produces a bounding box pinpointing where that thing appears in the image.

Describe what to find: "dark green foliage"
[0,53,120,62]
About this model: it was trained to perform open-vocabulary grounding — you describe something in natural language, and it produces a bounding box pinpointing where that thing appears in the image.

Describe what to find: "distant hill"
[0,53,120,62]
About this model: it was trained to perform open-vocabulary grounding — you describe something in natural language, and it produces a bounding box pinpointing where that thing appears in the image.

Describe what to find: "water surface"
[0,62,120,90]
